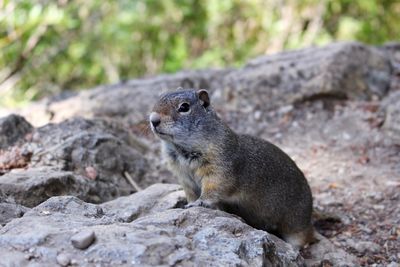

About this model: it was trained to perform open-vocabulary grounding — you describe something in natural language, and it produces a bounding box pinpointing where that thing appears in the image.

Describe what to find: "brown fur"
[150,89,315,249]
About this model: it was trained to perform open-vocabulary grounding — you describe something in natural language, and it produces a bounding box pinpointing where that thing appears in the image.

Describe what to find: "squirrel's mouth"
[157,131,168,136]
[152,127,173,139]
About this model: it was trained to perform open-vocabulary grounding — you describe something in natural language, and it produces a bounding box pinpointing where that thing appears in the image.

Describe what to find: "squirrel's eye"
[178,102,190,113]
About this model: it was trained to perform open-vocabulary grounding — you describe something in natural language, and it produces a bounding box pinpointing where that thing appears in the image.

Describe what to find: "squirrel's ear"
[197,89,210,108]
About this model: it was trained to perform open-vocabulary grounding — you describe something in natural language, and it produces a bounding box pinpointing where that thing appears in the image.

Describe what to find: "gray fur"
[150,89,314,248]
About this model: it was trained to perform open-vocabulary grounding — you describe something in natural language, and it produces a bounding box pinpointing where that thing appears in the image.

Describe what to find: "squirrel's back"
[226,134,313,234]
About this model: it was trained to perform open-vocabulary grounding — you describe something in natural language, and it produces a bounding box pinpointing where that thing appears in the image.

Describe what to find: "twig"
[123,171,142,192]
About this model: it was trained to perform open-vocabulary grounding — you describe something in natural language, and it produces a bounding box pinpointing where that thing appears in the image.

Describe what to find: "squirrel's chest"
[163,147,201,171]
[161,142,204,181]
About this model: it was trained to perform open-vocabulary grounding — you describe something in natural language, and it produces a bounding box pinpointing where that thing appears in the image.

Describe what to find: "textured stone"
[222,42,391,112]
[0,185,305,266]
[0,201,30,225]
[0,168,89,207]
[304,233,358,266]
[0,114,33,149]
[0,117,150,207]
[353,241,381,254]
[56,253,71,266]
[101,183,186,222]
[29,118,149,200]
[382,91,400,140]
[71,229,96,249]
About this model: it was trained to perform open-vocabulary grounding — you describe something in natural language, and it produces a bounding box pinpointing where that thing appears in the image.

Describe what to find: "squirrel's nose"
[150,112,161,128]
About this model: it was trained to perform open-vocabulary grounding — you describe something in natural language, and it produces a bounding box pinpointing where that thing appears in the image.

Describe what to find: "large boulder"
[29,117,148,185]
[0,184,305,266]
[0,116,150,207]
[0,168,88,208]
[222,42,391,112]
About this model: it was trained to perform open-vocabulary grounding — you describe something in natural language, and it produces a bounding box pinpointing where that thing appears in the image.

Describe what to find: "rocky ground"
[0,42,399,266]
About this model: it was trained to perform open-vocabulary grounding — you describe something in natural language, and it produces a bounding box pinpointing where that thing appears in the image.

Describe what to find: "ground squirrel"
[150,88,314,249]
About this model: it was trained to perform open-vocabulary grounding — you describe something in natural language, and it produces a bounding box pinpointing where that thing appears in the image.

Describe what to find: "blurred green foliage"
[1,0,399,107]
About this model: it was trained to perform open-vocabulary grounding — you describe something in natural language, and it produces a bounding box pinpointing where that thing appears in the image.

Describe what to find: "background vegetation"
[1,0,399,107]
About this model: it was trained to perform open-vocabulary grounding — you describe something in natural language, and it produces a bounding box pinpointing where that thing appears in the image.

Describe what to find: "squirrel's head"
[149,88,214,148]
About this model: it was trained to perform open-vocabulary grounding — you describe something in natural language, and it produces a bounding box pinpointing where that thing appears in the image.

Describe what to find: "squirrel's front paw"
[185,199,215,209]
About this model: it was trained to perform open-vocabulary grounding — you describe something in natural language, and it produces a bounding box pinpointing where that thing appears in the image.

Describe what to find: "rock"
[0,114,33,149]
[29,118,150,200]
[0,117,150,207]
[0,185,305,266]
[131,208,304,266]
[0,167,89,207]
[0,201,30,225]
[380,42,400,72]
[352,241,381,254]
[223,42,391,112]
[380,43,400,101]
[304,232,358,266]
[32,117,147,154]
[71,229,96,249]
[314,192,343,206]
[387,262,399,267]
[100,183,186,222]
[0,146,32,173]
[382,91,400,140]
[56,253,71,266]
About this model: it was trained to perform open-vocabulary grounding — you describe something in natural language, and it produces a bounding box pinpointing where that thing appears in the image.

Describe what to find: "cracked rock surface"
[0,184,304,266]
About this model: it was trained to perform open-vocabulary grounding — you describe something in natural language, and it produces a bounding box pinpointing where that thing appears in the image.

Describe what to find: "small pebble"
[85,166,97,180]
[389,255,397,262]
[71,229,95,249]
[367,192,384,202]
[254,110,262,121]
[387,262,399,267]
[56,253,70,266]
[390,226,397,235]
[372,204,385,210]
[360,226,373,234]
[353,241,381,254]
